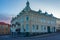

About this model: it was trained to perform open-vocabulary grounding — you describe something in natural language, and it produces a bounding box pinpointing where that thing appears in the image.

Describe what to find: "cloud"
[0,13,12,24]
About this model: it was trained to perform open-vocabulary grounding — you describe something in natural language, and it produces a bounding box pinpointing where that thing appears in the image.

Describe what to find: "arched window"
[26,15,29,21]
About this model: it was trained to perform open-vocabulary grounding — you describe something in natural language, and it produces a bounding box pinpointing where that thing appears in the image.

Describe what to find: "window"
[36,25,39,30]
[26,24,29,29]
[20,18,24,22]
[44,26,46,30]
[48,20,51,24]
[24,28,25,32]
[12,24,16,28]
[22,25,24,32]
[32,25,35,30]
[1,25,4,29]
[51,20,56,24]
[26,24,29,32]
[6,28,8,30]
[1,26,3,28]
[21,25,24,32]
[26,15,29,21]
[41,25,44,30]
[40,18,46,23]
[16,22,20,26]
[41,25,46,30]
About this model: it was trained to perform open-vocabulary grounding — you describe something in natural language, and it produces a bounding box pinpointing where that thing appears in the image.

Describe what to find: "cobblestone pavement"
[0,32,60,40]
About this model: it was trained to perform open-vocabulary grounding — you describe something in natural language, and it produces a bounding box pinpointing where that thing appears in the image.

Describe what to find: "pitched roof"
[11,1,56,22]
[0,22,10,26]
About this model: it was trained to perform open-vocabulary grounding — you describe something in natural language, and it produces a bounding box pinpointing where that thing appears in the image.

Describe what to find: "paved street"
[0,32,60,40]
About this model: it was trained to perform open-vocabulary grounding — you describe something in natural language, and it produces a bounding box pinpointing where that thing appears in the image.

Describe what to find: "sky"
[0,0,60,24]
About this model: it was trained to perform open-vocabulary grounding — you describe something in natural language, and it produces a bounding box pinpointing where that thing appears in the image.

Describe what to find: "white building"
[10,1,56,34]
[56,18,60,31]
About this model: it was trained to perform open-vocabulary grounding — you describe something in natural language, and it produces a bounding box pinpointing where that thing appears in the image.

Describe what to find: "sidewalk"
[18,32,60,38]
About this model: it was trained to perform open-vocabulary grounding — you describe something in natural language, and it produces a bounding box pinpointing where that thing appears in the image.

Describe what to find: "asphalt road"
[0,32,60,40]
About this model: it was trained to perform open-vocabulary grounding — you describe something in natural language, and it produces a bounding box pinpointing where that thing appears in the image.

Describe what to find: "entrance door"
[47,26,50,33]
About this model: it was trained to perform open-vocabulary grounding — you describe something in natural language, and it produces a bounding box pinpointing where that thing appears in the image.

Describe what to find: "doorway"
[47,26,50,33]
[16,28,20,34]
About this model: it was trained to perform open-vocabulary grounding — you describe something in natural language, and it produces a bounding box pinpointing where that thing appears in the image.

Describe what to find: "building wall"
[0,25,10,35]
[11,11,56,33]
[56,19,60,31]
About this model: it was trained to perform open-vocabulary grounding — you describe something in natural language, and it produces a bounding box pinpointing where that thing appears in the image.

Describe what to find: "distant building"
[56,18,60,31]
[0,22,10,35]
[11,1,56,34]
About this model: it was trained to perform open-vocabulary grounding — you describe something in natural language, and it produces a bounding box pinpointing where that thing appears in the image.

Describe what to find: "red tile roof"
[0,22,10,26]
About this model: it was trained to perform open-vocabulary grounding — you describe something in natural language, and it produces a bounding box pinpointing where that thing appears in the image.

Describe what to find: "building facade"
[56,18,60,31]
[0,22,10,35]
[11,1,56,34]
